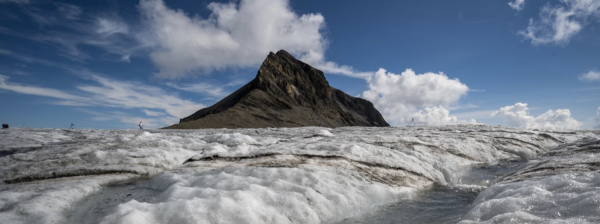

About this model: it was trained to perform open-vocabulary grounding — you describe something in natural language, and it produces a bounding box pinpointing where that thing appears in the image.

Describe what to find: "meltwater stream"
[336,161,526,224]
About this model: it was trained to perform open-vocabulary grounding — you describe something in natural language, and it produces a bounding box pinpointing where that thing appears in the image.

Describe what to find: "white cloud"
[139,0,324,78]
[413,106,457,125]
[579,70,600,81]
[362,68,471,126]
[142,109,166,117]
[96,17,129,36]
[412,106,476,126]
[0,74,85,101]
[76,74,204,119]
[0,73,206,127]
[138,0,367,79]
[3,0,370,79]
[509,0,526,11]
[492,102,582,130]
[297,50,374,79]
[55,3,83,20]
[0,8,139,62]
[165,82,229,98]
[519,0,600,45]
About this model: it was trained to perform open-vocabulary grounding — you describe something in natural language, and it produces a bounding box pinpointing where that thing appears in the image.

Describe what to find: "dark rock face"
[167,50,389,129]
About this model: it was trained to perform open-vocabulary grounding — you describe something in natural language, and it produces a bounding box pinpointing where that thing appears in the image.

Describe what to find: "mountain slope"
[167,50,389,129]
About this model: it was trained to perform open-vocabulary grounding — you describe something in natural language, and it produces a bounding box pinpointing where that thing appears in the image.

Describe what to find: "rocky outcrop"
[167,50,389,129]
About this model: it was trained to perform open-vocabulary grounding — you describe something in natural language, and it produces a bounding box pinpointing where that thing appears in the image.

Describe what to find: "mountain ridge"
[166,50,389,129]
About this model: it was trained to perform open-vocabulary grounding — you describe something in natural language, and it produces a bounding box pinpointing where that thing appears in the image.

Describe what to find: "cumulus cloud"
[0,73,205,127]
[509,0,526,11]
[412,106,476,126]
[519,0,600,45]
[492,102,582,130]
[138,0,366,79]
[139,0,323,78]
[579,70,600,82]
[362,68,471,126]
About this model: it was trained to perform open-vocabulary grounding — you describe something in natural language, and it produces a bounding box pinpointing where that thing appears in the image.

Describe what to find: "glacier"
[0,125,598,223]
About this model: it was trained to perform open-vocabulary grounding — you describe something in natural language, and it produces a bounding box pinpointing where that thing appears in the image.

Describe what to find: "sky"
[0,0,599,130]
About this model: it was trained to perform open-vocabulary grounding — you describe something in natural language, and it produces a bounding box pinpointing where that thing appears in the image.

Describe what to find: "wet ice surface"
[459,137,600,224]
[337,161,527,224]
[0,126,598,224]
[66,179,160,224]
[337,185,479,224]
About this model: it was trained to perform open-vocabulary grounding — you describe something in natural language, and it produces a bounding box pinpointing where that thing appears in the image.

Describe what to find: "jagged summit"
[167,50,389,129]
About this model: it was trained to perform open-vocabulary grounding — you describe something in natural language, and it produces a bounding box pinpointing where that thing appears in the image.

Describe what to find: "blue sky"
[0,0,599,129]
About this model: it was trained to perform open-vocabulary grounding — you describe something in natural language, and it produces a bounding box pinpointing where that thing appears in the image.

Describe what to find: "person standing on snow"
[139,121,143,130]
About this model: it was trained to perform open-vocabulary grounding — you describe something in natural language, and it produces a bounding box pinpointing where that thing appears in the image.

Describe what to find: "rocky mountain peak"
[255,50,331,102]
[167,50,389,129]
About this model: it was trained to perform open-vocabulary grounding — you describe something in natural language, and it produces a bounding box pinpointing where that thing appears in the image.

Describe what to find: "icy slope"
[0,126,596,224]
[460,137,600,224]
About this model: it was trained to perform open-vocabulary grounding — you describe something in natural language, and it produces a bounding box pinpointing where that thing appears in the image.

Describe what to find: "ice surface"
[98,166,416,224]
[0,125,597,224]
[0,174,138,224]
[335,161,528,224]
[459,172,600,224]
[459,136,600,223]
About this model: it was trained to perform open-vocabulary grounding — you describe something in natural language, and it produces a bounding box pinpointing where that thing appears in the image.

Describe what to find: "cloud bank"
[519,0,600,45]
[492,102,581,130]
[362,68,472,126]
[0,73,204,127]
